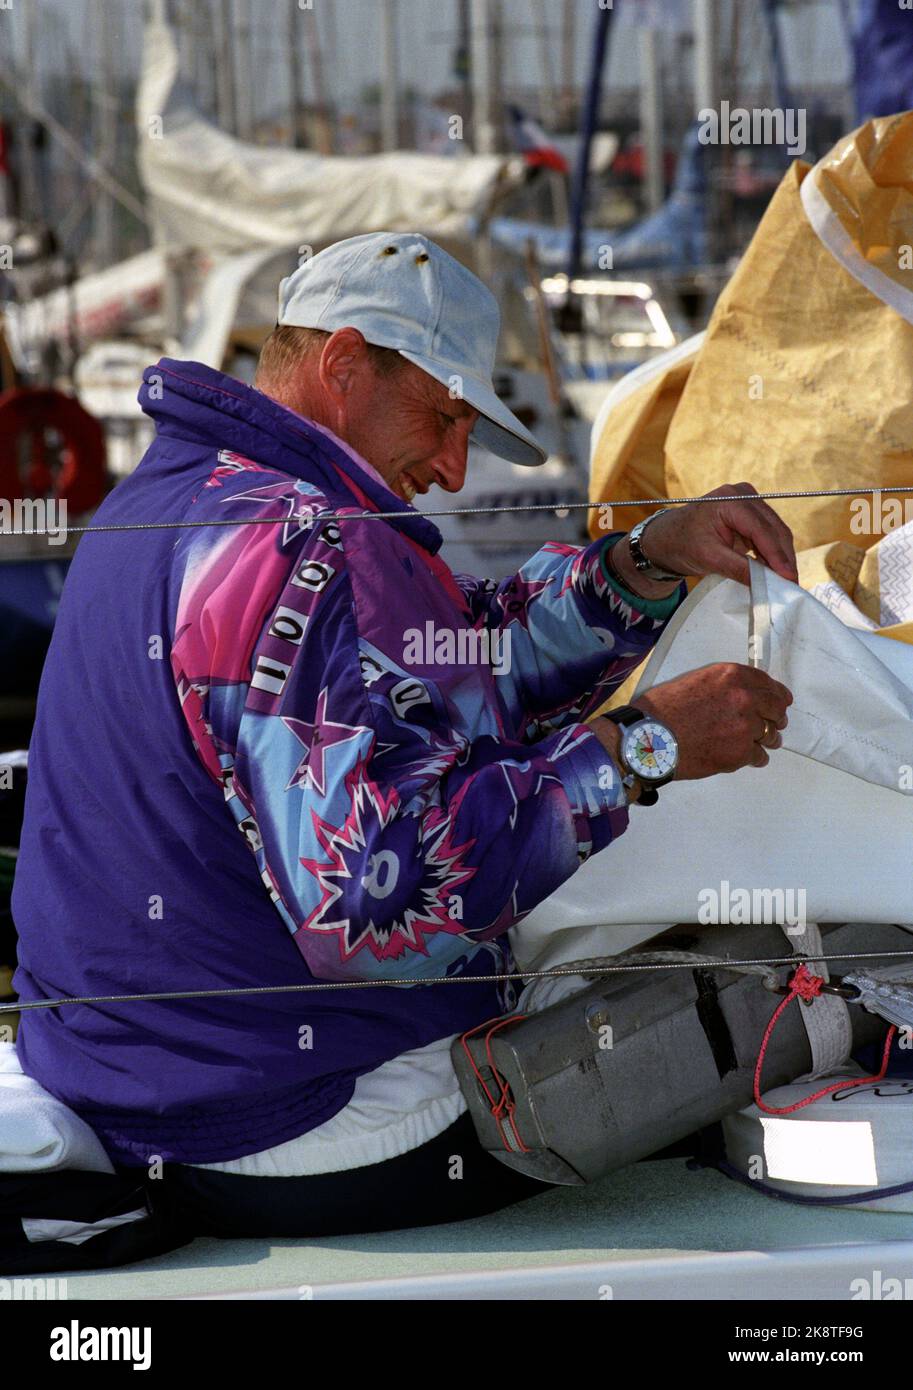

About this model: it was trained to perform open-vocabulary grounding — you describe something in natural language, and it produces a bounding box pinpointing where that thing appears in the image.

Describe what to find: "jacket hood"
[138,357,443,555]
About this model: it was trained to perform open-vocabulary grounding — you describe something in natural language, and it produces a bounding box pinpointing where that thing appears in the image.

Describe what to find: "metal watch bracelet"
[628,510,688,583]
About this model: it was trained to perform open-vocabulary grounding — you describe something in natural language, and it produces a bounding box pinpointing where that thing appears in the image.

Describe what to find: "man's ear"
[318,327,368,408]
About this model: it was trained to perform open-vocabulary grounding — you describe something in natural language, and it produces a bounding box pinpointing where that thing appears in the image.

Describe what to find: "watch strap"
[628,511,688,583]
[604,705,646,728]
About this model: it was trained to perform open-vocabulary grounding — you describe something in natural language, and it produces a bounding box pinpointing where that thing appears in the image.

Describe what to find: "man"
[12,233,795,1238]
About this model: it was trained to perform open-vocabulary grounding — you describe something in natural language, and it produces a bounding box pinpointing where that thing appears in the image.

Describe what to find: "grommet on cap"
[382,245,398,256]
[415,252,429,264]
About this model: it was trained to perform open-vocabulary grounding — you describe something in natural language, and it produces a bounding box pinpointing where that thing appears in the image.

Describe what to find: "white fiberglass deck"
[59,1158,913,1300]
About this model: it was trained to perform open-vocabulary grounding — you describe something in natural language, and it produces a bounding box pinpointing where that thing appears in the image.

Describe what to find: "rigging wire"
[4,946,913,1014]
[2,485,913,539]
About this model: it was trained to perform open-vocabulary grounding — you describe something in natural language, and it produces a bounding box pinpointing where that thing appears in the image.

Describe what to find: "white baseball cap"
[277,231,547,467]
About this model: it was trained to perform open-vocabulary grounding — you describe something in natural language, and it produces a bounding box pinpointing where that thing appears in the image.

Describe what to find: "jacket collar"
[139,357,443,555]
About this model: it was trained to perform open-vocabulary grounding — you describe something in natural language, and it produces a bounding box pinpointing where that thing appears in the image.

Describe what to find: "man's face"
[334,351,481,503]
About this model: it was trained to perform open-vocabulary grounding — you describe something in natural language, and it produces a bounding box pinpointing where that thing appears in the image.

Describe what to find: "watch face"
[622,719,678,782]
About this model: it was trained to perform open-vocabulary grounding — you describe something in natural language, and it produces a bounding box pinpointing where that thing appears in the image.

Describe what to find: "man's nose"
[431,434,470,493]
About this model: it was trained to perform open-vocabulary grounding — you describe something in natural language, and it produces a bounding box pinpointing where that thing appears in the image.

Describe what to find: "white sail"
[513,560,913,971]
[136,16,518,254]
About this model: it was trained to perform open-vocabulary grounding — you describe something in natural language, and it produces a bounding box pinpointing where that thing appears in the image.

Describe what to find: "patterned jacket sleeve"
[454,534,686,736]
[171,510,639,985]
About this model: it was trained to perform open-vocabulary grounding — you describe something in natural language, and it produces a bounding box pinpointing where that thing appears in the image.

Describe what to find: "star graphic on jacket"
[283,689,370,796]
[495,576,551,630]
[220,480,325,548]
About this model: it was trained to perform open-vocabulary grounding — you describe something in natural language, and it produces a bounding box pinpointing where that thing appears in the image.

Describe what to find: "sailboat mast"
[381,0,400,152]
[303,1,333,154]
[640,12,664,213]
[233,0,254,142]
[560,0,576,126]
[693,0,721,261]
[693,0,720,114]
[213,0,238,135]
[286,0,303,147]
[92,0,117,267]
[470,0,496,154]
[567,0,613,283]
[18,0,41,225]
[530,0,557,123]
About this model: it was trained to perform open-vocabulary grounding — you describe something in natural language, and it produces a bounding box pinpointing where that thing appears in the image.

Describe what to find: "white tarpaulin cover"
[136,18,515,253]
[512,560,913,972]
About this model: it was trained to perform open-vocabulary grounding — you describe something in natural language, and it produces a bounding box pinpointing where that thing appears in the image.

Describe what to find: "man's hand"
[640,482,799,587]
[637,662,793,777]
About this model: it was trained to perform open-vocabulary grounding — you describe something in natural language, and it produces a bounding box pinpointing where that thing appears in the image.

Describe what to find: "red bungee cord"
[459,1015,530,1154]
[754,963,896,1115]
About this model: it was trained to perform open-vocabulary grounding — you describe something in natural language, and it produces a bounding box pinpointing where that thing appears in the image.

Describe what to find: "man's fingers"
[756,698,791,725]
[697,536,752,586]
[740,667,793,707]
[722,501,798,582]
[754,717,783,748]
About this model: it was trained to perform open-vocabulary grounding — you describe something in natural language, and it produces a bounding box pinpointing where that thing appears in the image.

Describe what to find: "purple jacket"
[12,359,683,1165]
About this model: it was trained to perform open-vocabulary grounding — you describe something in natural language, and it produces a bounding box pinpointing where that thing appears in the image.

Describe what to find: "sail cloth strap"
[778,921,852,1077]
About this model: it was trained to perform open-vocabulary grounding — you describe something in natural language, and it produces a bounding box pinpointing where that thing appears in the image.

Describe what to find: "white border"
[800,170,913,327]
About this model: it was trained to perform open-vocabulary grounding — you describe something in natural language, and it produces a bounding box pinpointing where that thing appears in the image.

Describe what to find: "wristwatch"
[603,704,679,806]
[628,509,687,583]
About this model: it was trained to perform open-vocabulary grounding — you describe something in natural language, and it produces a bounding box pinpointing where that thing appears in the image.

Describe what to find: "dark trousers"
[155,1112,553,1239]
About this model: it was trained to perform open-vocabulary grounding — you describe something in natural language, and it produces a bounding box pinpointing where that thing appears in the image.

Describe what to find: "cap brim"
[398,350,548,467]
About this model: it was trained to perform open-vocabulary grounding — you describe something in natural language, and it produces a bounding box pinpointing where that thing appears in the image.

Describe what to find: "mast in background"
[92,0,118,267]
[381,0,400,152]
[529,0,557,125]
[323,0,339,146]
[233,0,255,142]
[640,8,665,214]
[17,0,42,225]
[760,0,793,129]
[455,0,472,120]
[560,0,576,127]
[470,0,496,154]
[566,0,614,287]
[213,0,238,136]
[303,1,334,154]
[286,0,304,147]
[693,0,721,261]
[693,0,721,115]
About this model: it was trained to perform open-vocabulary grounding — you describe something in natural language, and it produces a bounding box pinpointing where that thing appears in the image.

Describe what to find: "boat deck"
[60,1157,913,1300]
